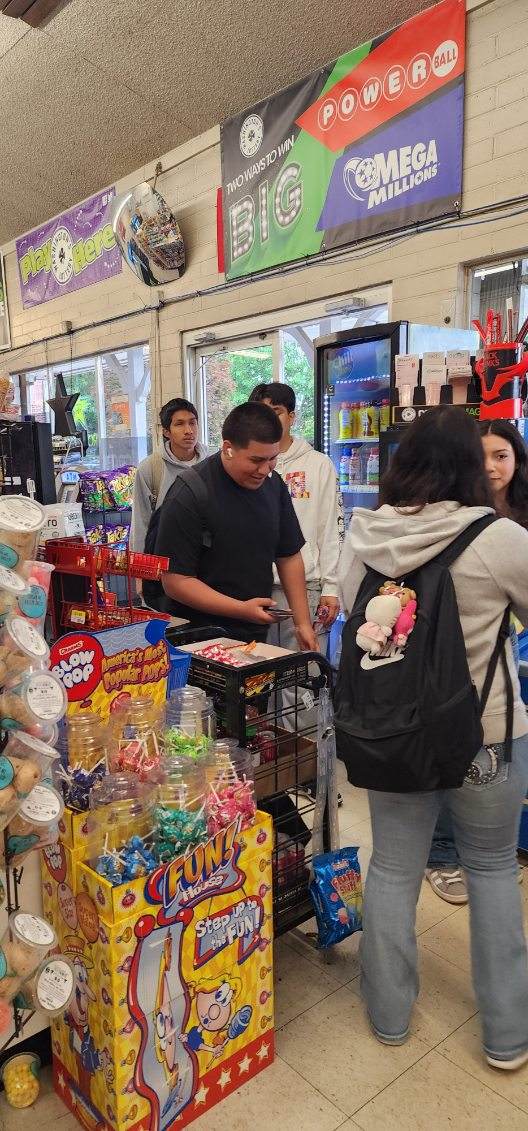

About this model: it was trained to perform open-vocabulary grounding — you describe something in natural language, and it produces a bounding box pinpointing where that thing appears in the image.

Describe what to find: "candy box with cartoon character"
[43,811,274,1131]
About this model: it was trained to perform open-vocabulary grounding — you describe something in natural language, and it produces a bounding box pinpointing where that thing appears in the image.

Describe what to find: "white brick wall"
[1,0,527,409]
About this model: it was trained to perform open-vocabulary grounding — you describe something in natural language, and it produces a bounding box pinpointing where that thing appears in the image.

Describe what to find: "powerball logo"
[343,140,438,210]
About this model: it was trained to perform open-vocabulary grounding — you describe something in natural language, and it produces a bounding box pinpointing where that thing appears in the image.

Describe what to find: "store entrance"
[185,292,389,451]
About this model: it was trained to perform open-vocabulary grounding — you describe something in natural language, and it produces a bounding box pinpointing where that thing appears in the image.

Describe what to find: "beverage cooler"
[315,321,479,517]
[315,322,408,516]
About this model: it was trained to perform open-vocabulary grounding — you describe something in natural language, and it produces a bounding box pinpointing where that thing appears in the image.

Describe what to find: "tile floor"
[3,762,528,1131]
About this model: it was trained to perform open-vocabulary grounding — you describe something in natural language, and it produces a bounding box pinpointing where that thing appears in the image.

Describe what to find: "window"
[15,345,152,468]
[189,295,388,448]
[470,257,528,339]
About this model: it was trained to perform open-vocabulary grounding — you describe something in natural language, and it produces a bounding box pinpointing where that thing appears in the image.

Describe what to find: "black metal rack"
[166,627,332,936]
[0,832,36,1052]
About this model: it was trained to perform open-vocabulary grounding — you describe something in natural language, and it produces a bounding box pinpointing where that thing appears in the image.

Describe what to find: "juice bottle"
[368,403,379,438]
[339,449,350,488]
[360,402,371,438]
[338,403,352,441]
[350,402,359,439]
[366,449,379,487]
[348,449,361,489]
[380,398,390,431]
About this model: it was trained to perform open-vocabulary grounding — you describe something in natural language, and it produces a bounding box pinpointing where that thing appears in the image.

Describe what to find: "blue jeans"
[361,736,528,1058]
[428,624,521,869]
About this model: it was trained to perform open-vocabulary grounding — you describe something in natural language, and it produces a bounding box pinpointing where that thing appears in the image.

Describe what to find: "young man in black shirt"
[155,402,318,650]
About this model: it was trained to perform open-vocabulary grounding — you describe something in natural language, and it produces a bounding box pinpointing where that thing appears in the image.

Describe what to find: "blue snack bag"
[309,847,363,947]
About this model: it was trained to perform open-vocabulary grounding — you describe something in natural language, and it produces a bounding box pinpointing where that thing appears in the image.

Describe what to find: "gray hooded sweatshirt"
[130,439,207,553]
[339,501,528,745]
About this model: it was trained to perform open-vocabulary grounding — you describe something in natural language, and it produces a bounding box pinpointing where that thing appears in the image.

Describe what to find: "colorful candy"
[207,778,256,835]
[154,803,207,862]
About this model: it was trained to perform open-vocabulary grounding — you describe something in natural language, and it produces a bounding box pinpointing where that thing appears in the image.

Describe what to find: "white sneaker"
[486,1049,528,1071]
[425,867,468,905]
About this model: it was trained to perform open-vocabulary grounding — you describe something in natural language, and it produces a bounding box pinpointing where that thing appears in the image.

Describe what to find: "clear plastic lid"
[90,771,154,811]
[3,731,58,765]
[20,670,67,723]
[0,496,45,533]
[34,955,75,1015]
[19,784,64,828]
[3,616,49,662]
[168,684,206,704]
[0,567,30,596]
[10,911,56,952]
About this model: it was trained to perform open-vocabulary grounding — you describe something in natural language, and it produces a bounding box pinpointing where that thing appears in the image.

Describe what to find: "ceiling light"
[474,263,514,279]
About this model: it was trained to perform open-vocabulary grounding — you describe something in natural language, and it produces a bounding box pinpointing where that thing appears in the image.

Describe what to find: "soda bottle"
[348,449,361,489]
[338,403,352,441]
[366,449,379,487]
[380,399,390,431]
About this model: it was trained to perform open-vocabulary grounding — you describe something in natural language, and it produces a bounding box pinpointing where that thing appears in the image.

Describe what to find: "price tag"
[302,691,315,711]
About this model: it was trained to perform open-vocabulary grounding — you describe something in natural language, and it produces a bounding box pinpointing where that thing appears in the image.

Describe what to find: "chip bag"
[106,465,136,510]
[309,847,363,948]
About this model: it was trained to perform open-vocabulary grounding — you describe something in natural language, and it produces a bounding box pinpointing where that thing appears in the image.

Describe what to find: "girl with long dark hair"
[339,408,528,1070]
[426,420,528,905]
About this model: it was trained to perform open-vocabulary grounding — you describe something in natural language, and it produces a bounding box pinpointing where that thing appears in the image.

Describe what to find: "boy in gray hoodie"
[130,398,207,554]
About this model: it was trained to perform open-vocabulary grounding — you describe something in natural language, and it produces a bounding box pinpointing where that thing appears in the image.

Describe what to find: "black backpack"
[334,516,514,792]
[142,467,212,611]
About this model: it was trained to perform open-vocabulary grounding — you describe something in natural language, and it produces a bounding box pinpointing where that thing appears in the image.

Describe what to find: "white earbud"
[227,448,234,458]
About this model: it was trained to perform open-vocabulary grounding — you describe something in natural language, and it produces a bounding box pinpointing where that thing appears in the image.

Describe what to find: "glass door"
[189,337,277,450]
[322,334,392,513]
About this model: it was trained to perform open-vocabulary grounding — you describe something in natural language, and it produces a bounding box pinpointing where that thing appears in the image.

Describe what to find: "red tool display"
[44,538,169,635]
[472,309,528,420]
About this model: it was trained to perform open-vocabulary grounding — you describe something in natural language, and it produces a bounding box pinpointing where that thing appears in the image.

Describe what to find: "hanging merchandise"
[14,954,75,1018]
[0,496,46,573]
[309,686,363,947]
[6,783,64,863]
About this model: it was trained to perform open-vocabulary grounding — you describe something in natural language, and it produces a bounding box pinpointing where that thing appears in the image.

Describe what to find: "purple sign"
[318,84,464,246]
[16,188,122,309]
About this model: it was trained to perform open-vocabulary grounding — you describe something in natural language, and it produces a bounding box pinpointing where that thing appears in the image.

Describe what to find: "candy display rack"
[44,536,169,634]
[167,627,332,936]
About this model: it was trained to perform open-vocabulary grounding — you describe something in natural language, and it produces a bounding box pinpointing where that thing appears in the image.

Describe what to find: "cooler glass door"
[315,323,407,516]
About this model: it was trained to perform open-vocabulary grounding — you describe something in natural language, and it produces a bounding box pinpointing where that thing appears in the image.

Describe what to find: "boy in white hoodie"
[249,383,344,648]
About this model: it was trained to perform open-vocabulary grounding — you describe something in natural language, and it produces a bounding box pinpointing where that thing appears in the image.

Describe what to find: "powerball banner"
[220,0,465,279]
[16,187,122,309]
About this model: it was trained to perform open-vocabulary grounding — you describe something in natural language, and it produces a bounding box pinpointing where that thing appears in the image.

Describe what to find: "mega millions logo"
[343,139,438,210]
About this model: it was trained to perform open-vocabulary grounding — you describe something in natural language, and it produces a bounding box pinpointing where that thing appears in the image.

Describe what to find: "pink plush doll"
[379,581,418,648]
[392,597,417,646]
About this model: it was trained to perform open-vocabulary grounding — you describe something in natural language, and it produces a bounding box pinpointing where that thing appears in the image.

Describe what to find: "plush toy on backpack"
[379,581,418,647]
[356,594,401,655]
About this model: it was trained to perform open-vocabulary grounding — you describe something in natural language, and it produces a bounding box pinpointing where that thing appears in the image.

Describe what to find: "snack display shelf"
[45,539,168,580]
[60,601,169,631]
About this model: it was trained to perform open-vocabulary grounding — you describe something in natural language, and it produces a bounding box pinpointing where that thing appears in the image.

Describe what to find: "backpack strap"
[435,514,514,762]
[149,451,164,512]
[177,466,213,549]
[432,514,497,570]
[479,607,514,762]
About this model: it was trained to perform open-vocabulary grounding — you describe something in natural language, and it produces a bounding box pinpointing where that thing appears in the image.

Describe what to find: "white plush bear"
[356,594,401,655]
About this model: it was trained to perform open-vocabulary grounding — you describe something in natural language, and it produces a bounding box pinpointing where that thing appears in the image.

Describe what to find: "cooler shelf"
[334,437,380,445]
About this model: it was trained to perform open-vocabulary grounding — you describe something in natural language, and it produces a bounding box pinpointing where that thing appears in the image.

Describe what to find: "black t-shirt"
[154,452,305,641]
